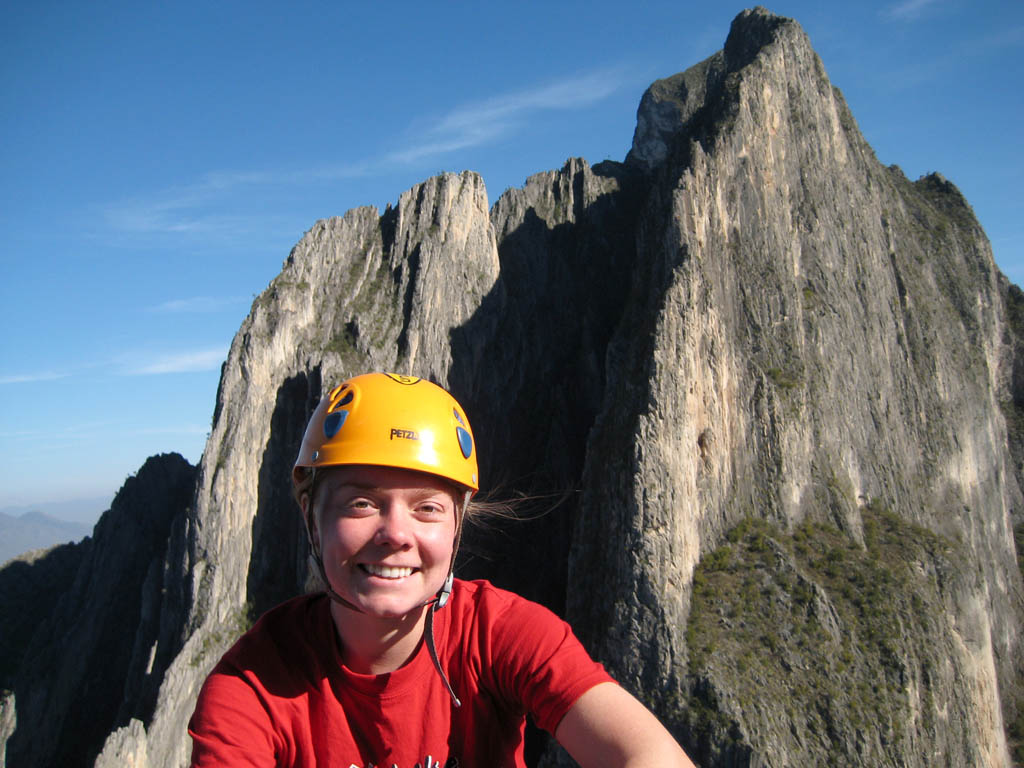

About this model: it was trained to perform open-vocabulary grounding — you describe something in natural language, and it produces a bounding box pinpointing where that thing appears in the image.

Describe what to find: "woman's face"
[308,465,458,619]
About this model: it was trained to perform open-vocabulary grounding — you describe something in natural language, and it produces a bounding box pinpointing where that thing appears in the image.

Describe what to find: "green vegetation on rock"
[684,506,965,764]
[189,602,255,669]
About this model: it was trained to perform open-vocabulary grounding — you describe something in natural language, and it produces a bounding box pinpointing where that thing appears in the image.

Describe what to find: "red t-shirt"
[189,579,614,767]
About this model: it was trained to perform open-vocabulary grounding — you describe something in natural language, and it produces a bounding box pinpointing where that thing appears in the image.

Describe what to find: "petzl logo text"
[390,428,419,441]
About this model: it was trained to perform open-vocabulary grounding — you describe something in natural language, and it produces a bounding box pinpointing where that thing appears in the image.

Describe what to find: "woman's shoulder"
[445,578,612,725]
[449,578,565,629]
[451,577,526,607]
[248,592,329,637]
[215,593,332,674]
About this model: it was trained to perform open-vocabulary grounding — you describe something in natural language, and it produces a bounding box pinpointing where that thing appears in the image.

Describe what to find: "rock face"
[569,9,1024,766]
[2,7,1022,767]
[0,452,195,768]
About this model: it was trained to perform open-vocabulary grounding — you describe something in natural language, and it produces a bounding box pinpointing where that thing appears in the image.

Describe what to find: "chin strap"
[425,489,471,708]
[426,572,461,707]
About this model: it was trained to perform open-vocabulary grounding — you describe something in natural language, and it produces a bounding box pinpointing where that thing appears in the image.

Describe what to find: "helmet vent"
[324,410,348,439]
[456,426,473,459]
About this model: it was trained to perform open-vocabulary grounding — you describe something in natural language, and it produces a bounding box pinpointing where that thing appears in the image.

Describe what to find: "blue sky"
[1,0,1021,523]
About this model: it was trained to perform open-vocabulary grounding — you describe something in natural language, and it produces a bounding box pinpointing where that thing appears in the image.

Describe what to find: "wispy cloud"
[150,296,245,314]
[883,0,941,21]
[133,424,209,436]
[102,160,374,240]
[0,428,54,439]
[102,68,626,238]
[0,371,69,385]
[874,19,1024,92]
[970,24,1024,51]
[1,419,116,439]
[124,346,228,375]
[1,420,209,441]
[4,346,229,383]
[387,69,626,164]
[105,205,274,238]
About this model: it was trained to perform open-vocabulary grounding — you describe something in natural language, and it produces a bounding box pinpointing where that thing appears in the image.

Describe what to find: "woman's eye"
[345,499,375,514]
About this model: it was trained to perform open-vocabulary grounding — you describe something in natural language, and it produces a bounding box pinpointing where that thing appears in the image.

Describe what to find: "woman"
[189,372,695,767]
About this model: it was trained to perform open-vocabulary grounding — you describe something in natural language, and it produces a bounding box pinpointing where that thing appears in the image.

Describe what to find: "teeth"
[363,564,414,579]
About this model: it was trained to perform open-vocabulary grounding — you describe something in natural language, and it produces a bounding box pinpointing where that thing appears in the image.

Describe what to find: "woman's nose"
[373,505,413,548]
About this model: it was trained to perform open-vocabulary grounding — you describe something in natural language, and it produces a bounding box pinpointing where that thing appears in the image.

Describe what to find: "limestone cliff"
[2,7,1022,768]
[568,9,1024,765]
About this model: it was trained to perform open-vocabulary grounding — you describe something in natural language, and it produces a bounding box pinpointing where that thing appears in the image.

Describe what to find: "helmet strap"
[425,599,461,707]
[434,489,471,609]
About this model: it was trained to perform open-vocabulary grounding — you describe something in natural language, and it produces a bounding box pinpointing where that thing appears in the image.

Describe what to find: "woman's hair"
[463,495,522,526]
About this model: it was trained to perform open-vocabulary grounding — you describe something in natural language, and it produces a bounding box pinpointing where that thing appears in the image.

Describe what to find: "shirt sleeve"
[481,589,616,735]
[188,665,280,768]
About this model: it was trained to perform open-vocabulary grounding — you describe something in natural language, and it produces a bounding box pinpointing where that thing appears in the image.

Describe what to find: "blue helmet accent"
[456,426,473,459]
[324,410,348,439]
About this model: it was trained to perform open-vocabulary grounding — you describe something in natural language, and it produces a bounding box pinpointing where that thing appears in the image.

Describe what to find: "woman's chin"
[374,605,425,621]
[334,592,430,622]
[327,571,446,621]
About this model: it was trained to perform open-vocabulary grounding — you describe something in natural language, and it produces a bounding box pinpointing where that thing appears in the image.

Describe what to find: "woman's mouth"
[359,564,415,579]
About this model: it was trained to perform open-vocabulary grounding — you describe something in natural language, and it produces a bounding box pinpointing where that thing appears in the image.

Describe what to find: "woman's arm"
[554,682,697,768]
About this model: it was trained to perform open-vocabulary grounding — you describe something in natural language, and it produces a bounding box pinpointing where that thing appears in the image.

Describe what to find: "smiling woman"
[310,466,459,656]
[187,372,695,768]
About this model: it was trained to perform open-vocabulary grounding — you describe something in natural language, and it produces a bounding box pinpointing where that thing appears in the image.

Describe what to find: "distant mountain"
[0,495,109,527]
[0,510,92,564]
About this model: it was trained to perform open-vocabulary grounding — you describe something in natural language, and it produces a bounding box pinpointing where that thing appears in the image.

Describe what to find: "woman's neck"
[330,602,428,675]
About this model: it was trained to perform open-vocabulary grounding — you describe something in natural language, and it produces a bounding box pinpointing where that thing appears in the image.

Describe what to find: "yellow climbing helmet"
[292,372,479,493]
